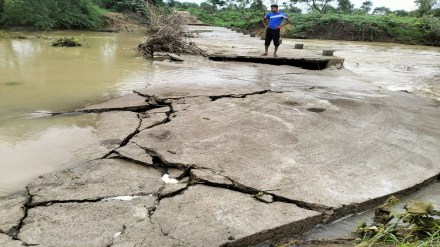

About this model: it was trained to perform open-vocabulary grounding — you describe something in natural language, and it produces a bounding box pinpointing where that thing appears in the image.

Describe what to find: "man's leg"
[263,28,272,56]
[273,29,281,57]
[274,46,279,57]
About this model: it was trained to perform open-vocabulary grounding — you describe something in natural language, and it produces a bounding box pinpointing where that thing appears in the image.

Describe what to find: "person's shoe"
[273,54,278,57]
[261,53,268,56]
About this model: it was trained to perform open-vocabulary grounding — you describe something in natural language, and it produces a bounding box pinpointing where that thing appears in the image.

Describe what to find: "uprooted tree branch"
[137,1,204,57]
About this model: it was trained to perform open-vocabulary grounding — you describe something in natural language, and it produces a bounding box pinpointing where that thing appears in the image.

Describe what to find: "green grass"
[356,199,440,247]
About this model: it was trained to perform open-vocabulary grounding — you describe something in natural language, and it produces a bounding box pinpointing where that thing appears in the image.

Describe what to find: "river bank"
[1,26,440,246]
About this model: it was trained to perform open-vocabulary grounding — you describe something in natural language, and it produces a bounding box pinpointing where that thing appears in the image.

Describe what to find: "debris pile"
[137,5,203,57]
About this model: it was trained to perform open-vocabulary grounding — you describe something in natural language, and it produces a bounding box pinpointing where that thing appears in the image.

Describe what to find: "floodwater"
[0,30,162,195]
[283,38,440,101]
[1,27,440,196]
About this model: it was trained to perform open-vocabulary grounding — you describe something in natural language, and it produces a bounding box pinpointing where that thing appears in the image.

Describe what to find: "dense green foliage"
[182,0,440,46]
[0,0,104,29]
[0,0,167,29]
[185,7,264,29]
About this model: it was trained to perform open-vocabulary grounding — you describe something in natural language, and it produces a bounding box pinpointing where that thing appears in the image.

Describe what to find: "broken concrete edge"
[207,54,345,70]
[275,238,356,247]
[323,173,440,224]
[224,214,324,247]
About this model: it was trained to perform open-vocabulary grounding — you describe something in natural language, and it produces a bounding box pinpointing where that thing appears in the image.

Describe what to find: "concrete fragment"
[0,194,26,234]
[115,142,154,165]
[19,197,158,247]
[138,112,168,130]
[153,185,321,247]
[168,168,187,179]
[96,111,140,151]
[81,93,149,112]
[191,169,234,186]
[27,159,163,204]
[168,53,184,62]
[159,183,188,198]
[145,106,171,114]
[256,193,274,203]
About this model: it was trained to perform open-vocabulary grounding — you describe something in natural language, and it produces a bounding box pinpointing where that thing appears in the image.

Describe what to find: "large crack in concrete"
[8,188,31,240]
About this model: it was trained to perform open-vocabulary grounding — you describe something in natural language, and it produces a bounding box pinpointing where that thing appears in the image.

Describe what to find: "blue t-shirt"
[265,12,288,30]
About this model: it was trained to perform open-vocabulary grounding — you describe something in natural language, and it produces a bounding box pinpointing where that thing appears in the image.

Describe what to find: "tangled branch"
[137,2,204,57]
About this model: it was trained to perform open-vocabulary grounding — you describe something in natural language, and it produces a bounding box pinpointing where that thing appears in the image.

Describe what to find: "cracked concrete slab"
[80,93,149,112]
[19,197,158,247]
[97,111,140,153]
[0,233,26,247]
[131,91,440,210]
[152,185,322,247]
[0,194,26,234]
[27,159,165,204]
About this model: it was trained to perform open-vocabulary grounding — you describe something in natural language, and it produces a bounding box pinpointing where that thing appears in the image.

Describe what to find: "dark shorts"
[265,28,281,47]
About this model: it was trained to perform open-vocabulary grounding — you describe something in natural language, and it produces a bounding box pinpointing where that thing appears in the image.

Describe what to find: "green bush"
[1,0,104,29]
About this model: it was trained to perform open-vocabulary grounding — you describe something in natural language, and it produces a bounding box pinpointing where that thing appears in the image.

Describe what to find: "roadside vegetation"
[178,0,440,46]
[355,197,440,247]
[1,0,439,46]
[0,0,163,30]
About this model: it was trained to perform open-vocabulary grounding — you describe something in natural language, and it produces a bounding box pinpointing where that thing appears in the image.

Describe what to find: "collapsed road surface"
[1,27,440,247]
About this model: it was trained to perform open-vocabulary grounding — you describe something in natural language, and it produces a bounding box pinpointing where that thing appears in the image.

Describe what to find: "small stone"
[228,236,235,241]
[256,193,274,203]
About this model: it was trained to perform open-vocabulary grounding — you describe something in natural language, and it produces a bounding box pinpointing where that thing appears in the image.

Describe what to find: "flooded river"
[0,28,440,196]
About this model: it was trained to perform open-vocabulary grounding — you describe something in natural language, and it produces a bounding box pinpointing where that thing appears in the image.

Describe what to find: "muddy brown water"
[0,28,440,198]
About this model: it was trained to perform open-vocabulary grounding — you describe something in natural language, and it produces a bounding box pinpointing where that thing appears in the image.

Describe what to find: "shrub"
[52,37,82,47]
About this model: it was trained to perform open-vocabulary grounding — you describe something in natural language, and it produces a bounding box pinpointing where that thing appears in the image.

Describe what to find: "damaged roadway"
[1,27,440,247]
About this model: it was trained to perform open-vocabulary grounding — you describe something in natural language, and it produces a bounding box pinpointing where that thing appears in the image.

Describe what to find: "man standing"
[262,4,290,57]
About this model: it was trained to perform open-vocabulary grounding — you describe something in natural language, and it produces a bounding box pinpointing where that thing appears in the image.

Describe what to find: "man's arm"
[276,17,291,29]
[262,16,268,29]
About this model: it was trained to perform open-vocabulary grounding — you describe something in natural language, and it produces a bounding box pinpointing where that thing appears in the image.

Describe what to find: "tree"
[208,0,226,8]
[360,0,373,13]
[337,0,354,13]
[415,0,436,16]
[393,9,409,16]
[250,0,265,11]
[291,0,335,14]
[282,2,302,13]
[372,6,391,15]
[0,0,4,14]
